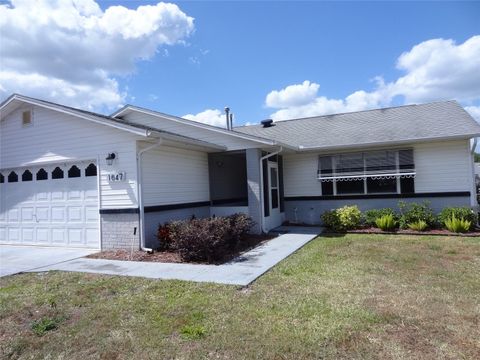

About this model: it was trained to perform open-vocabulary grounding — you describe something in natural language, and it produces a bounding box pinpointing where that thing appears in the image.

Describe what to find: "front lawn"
[1,234,479,359]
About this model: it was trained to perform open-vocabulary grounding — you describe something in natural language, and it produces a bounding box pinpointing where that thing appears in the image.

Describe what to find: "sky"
[0,0,479,128]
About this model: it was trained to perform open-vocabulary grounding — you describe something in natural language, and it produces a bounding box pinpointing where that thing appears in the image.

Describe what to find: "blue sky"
[1,1,479,126]
[105,1,480,125]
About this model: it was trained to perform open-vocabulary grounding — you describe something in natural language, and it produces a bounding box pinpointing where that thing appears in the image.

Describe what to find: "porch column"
[246,148,263,234]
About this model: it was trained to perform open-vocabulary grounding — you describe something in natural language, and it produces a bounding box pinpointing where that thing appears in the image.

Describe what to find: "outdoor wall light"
[106,152,117,166]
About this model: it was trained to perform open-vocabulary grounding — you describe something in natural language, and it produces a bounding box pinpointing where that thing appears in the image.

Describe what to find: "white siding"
[122,111,265,151]
[283,140,473,196]
[141,144,210,206]
[283,153,322,197]
[0,106,140,208]
[414,140,472,192]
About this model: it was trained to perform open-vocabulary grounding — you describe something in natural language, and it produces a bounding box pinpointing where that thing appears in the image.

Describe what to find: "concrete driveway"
[0,245,97,277]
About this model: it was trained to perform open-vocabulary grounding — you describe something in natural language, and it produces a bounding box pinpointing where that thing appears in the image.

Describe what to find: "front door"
[265,161,282,231]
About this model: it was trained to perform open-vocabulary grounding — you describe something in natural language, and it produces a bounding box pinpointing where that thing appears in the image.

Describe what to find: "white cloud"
[0,0,194,111]
[465,106,480,122]
[266,80,320,108]
[267,36,480,121]
[183,109,227,128]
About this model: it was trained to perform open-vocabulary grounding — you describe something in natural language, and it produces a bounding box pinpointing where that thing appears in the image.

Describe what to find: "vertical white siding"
[141,144,210,206]
[283,140,473,196]
[0,106,140,208]
[283,153,322,196]
[414,140,472,192]
[121,111,265,150]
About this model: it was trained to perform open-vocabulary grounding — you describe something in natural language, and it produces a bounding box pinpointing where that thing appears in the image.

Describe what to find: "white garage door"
[0,161,100,248]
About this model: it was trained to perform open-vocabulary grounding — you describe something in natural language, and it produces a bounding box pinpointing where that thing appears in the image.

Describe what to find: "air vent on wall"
[22,110,32,126]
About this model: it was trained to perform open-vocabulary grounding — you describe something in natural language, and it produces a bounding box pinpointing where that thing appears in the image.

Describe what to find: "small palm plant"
[408,220,428,231]
[375,214,397,231]
[444,215,471,233]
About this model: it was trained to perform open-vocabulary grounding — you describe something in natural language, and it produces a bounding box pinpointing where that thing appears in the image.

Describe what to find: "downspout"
[470,138,478,208]
[137,139,163,252]
[259,146,283,233]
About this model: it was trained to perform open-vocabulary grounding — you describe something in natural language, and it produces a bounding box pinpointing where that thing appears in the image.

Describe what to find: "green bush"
[321,205,361,231]
[321,210,343,232]
[408,220,428,231]
[375,214,397,231]
[364,208,397,227]
[444,216,471,233]
[398,201,436,229]
[438,207,476,231]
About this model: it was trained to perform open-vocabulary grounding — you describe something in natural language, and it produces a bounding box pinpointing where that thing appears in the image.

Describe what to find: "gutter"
[259,147,282,233]
[136,139,163,252]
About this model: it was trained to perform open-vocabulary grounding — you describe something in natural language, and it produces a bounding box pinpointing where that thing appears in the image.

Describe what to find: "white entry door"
[0,162,100,248]
[264,161,282,231]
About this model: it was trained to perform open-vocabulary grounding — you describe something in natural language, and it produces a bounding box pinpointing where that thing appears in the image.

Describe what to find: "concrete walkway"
[28,226,322,286]
[0,245,97,277]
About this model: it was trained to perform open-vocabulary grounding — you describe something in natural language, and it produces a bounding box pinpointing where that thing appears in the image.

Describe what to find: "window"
[22,110,32,126]
[22,170,33,181]
[85,163,97,177]
[318,149,415,196]
[68,165,81,178]
[270,166,279,209]
[0,173,4,183]
[36,168,48,180]
[52,167,64,179]
[8,171,18,183]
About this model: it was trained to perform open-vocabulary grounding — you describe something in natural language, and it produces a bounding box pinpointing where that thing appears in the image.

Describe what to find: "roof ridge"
[234,100,458,128]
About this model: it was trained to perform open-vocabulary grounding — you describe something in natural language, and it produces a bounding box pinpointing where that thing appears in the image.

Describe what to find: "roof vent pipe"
[229,113,234,130]
[224,107,230,130]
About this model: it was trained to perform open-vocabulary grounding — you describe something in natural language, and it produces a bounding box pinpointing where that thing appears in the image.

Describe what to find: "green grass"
[1,234,479,359]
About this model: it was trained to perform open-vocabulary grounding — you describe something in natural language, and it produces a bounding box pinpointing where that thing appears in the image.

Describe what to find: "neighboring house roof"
[235,101,480,151]
[0,94,227,151]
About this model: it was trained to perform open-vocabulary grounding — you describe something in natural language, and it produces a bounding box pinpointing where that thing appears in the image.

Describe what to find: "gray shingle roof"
[234,101,480,149]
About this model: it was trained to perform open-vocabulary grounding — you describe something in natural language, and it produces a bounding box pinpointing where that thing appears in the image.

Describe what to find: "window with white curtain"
[318,149,415,195]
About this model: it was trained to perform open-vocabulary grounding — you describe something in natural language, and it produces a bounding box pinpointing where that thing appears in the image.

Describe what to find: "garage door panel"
[67,229,83,245]
[36,207,50,222]
[8,209,20,222]
[85,206,98,222]
[1,161,99,248]
[36,191,49,201]
[51,207,66,222]
[8,228,20,243]
[21,207,35,222]
[51,190,65,201]
[51,228,66,244]
[68,207,83,222]
[22,228,35,243]
[36,228,50,244]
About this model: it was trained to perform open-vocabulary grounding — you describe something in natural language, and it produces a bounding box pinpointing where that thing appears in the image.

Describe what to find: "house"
[1,94,479,250]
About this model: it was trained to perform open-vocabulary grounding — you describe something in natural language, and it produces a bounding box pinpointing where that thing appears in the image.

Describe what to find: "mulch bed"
[87,234,274,264]
[328,227,480,237]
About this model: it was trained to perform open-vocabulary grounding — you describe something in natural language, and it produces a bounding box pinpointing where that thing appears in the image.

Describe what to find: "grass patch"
[31,316,64,336]
[1,234,479,359]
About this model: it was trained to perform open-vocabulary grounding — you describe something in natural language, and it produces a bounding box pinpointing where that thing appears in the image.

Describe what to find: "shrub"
[321,210,343,232]
[166,214,254,263]
[227,213,255,246]
[321,205,361,231]
[444,216,471,233]
[157,221,182,251]
[398,201,436,229]
[364,208,397,227]
[438,207,476,231]
[375,214,397,231]
[408,220,428,231]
